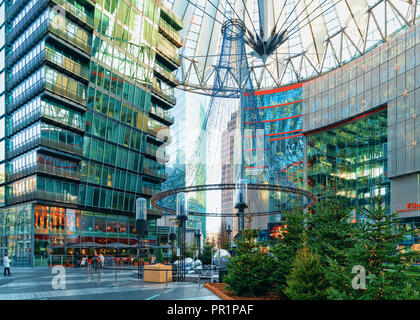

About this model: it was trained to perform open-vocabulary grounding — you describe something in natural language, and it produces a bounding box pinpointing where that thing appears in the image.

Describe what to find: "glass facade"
[0,0,182,265]
[307,109,390,221]
[161,90,207,253]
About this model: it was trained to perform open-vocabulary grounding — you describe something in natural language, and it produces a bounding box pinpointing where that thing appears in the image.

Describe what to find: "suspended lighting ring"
[151,183,317,217]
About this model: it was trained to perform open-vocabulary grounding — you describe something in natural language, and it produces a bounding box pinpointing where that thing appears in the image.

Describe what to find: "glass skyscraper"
[0,0,182,266]
[159,89,207,255]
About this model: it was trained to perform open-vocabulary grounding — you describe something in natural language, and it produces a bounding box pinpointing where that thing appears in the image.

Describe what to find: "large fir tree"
[224,229,276,297]
[284,234,328,300]
[331,196,420,300]
[269,205,308,296]
[307,196,359,295]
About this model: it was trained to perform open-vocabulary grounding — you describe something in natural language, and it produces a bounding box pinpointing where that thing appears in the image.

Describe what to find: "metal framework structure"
[162,0,420,93]
[151,183,318,217]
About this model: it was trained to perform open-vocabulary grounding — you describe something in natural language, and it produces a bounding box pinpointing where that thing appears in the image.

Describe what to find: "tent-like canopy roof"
[162,0,419,93]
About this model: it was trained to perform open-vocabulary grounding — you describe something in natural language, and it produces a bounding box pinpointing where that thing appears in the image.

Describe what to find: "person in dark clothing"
[75,252,81,268]
[91,252,100,271]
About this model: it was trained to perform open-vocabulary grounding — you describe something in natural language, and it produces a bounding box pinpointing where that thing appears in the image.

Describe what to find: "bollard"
[114,268,118,287]
[61,256,63,266]
[98,268,101,285]
[41,256,43,268]
[165,269,168,288]
[87,265,90,281]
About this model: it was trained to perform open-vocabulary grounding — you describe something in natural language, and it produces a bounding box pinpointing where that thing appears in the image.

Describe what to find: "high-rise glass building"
[0,0,182,266]
[160,89,207,255]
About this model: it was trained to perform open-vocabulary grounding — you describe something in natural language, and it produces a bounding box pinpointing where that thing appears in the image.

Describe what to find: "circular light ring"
[151,183,318,217]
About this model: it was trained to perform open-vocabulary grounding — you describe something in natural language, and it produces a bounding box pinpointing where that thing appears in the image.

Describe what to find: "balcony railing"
[151,83,176,105]
[145,144,169,162]
[7,109,41,136]
[6,163,81,182]
[44,81,87,107]
[7,107,85,137]
[7,136,83,159]
[45,47,89,81]
[149,105,174,124]
[143,167,167,180]
[159,20,183,48]
[153,63,177,86]
[8,190,78,205]
[38,164,81,180]
[51,0,94,29]
[156,41,181,67]
[48,21,92,55]
[40,137,83,156]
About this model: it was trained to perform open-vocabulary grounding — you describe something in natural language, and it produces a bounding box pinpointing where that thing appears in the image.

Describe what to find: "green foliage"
[224,229,276,297]
[269,206,307,296]
[155,248,165,264]
[307,196,359,295]
[330,197,420,300]
[198,240,215,265]
[284,235,328,300]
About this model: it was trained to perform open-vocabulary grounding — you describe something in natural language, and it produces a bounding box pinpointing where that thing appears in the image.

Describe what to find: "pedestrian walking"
[3,253,12,277]
[99,253,104,268]
[75,251,82,268]
[91,251,100,272]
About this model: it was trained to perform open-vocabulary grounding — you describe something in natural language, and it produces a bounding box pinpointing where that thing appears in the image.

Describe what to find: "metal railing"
[8,190,78,205]
[156,41,181,67]
[159,20,183,47]
[48,22,92,55]
[151,83,176,105]
[45,47,89,81]
[7,107,85,137]
[44,81,87,107]
[51,0,94,28]
[153,63,178,85]
[143,166,167,180]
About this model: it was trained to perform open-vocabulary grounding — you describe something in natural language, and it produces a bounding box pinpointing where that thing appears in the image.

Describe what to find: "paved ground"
[0,267,221,300]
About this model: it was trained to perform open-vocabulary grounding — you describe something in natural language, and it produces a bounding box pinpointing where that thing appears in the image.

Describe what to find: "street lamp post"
[226,224,232,249]
[234,179,248,233]
[136,198,147,280]
[176,193,187,282]
[195,222,202,257]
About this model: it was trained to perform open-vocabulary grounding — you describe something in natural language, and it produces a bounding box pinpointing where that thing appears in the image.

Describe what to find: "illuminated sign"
[395,203,420,213]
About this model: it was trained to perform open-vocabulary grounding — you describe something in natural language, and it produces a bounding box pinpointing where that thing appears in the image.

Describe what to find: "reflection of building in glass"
[160,90,207,255]
[220,111,237,243]
[0,0,182,265]
[225,85,304,239]
[306,108,389,221]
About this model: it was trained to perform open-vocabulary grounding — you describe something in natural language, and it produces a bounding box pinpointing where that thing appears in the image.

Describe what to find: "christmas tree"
[333,196,420,299]
[284,234,328,300]
[224,229,276,297]
[307,196,358,295]
[269,204,308,296]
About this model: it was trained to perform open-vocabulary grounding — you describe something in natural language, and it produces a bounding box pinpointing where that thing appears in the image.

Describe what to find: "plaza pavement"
[0,267,221,300]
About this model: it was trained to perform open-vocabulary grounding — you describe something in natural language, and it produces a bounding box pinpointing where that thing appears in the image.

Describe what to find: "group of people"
[73,251,105,269]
